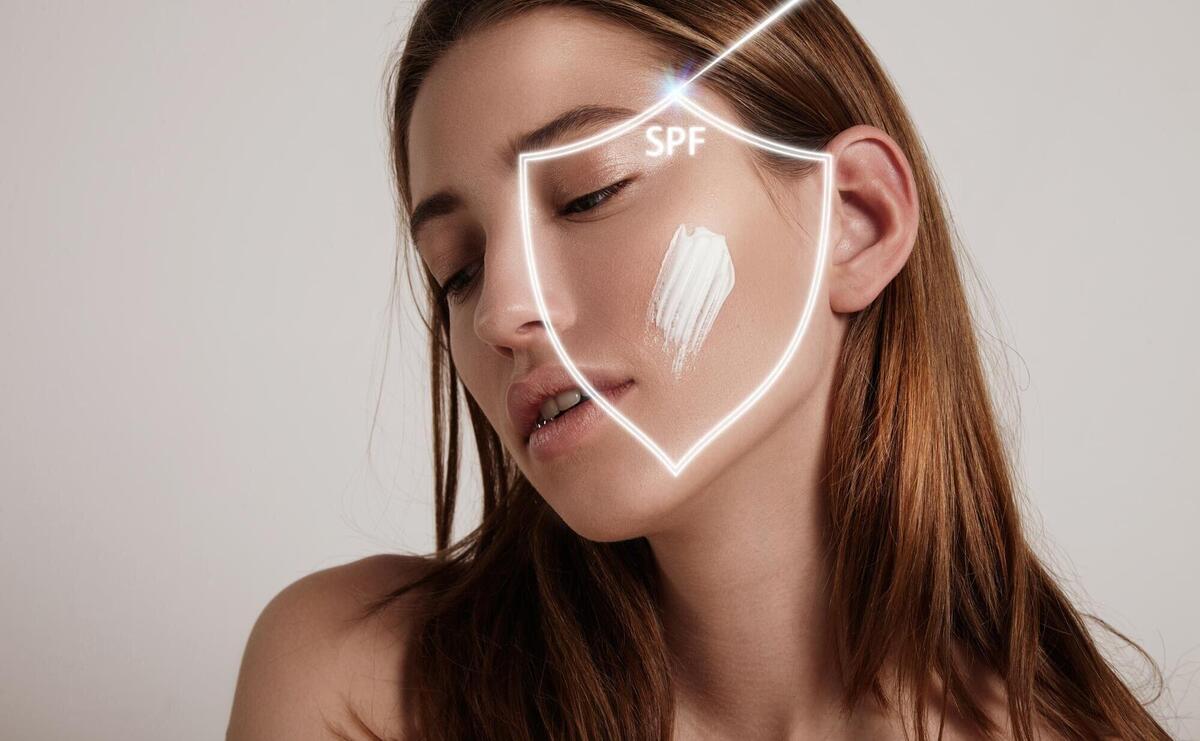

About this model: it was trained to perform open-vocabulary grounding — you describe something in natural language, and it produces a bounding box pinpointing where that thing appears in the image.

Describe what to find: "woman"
[227,1,1170,738]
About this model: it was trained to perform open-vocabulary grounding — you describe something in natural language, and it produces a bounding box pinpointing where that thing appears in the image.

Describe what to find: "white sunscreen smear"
[646,224,736,378]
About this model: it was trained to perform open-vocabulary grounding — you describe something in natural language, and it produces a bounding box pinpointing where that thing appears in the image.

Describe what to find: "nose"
[473,226,576,360]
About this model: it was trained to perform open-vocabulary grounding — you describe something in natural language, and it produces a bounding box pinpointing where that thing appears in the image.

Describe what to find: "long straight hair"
[365,1,1169,738]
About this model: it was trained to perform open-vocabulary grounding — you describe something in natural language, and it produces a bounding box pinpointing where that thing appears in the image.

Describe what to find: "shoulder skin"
[226,554,433,741]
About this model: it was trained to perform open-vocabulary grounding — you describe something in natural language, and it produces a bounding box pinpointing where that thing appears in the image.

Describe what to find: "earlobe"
[824,125,919,314]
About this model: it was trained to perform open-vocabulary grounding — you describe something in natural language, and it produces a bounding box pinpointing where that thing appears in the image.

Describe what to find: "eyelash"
[438,178,633,304]
[439,262,480,305]
[557,177,633,216]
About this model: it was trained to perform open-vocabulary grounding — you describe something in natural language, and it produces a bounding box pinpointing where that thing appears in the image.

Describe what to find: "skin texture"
[226,554,431,740]
[229,8,1026,740]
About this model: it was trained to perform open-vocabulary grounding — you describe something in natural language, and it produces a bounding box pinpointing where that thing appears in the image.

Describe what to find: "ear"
[824,125,919,314]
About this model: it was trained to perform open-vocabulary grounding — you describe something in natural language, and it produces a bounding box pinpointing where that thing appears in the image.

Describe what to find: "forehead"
[406,7,672,206]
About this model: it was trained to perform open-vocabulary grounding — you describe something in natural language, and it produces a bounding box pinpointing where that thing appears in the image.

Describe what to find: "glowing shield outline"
[514,0,828,476]
[517,90,833,478]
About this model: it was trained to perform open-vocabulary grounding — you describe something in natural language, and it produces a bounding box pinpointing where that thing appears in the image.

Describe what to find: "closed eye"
[438,261,480,304]
[557,178,633,217]
[436,177,635,307]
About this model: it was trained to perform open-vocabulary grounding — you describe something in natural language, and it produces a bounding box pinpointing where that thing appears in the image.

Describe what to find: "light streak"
[516,0,830,476]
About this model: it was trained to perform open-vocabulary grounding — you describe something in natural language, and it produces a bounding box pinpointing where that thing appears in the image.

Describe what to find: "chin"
[524,410,766,542]
[553,502,666,543]
[536,460,688,543]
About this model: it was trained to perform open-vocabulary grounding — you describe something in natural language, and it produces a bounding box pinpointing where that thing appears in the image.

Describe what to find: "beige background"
[1,1,1196,738]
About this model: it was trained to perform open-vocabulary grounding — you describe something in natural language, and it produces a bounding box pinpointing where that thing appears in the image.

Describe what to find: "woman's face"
[407,8,842,541]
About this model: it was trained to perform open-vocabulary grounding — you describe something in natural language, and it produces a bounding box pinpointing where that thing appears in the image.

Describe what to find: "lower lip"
[527,381,634,462]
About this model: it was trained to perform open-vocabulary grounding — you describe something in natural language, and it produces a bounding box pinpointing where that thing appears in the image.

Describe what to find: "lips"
[506,365,632,444]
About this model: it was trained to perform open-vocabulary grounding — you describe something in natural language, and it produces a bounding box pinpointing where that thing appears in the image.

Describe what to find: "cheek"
[447,311,470,367]
[550,215,668,340]
[446,311,492,411]
[728,222,811,326]
[645,224,736,379]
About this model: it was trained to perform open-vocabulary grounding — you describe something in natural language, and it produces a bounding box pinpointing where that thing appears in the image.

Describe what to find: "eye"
[435,178,632,306]
[558,178,633,216]
[438,261,481,305]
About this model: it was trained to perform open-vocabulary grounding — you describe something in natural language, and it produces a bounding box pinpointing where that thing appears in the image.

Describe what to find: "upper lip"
[506,364,632,443]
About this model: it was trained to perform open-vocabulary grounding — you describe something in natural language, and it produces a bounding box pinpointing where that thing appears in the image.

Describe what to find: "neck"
[644,373,855,739]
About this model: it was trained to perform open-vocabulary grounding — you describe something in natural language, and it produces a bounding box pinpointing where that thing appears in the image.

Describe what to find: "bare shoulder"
[863,655,1069,741]
[226,553,437,741]
[945,664,1068,741]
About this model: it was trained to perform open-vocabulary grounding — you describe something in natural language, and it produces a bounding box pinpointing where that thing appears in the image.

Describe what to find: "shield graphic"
[517,89,832,477]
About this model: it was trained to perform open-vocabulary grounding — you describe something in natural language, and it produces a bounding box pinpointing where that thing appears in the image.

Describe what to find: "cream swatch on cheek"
[646,224,736,379]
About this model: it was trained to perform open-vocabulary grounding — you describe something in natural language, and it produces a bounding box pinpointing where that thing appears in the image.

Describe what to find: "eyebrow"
[409,103,637,246]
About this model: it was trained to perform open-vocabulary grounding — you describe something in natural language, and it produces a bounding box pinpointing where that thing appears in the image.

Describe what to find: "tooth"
[539,397,560,422]
[554,388,582,411]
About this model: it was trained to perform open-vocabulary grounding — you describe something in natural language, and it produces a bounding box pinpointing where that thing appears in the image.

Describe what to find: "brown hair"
[365,1,1170,738]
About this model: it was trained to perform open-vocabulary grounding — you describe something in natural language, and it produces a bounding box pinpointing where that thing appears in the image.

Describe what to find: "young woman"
[228,1,1170,739]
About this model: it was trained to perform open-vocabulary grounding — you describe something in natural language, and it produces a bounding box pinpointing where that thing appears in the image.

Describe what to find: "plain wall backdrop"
[1,1,1196,737]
